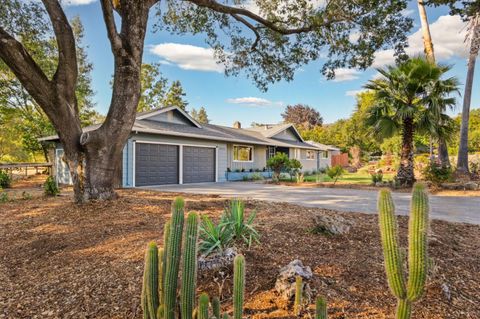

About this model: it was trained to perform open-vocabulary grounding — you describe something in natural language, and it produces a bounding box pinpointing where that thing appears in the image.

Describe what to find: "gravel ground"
[0,189,479,318]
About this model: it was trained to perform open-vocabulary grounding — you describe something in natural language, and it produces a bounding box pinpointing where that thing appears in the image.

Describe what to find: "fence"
[331,153,349,167]
[0,163,52,177]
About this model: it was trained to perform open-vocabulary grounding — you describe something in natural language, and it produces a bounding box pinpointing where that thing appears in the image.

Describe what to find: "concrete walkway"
[144,182,480,225]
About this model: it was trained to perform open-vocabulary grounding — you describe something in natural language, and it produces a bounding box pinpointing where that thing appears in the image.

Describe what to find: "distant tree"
[281,104,323,130]
[191,106,209,124]
[138,63,167,112]
[365,57,459,186]
[162,80,188,110]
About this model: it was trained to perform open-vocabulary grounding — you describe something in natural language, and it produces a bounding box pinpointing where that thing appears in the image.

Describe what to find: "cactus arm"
[142,242,159,319]
[181,212,200,319]
[164,197,185,319]
[158,248,164,307]
[378,189,407,299]
[294,276,303,316]
[315,296,327,319]
[212,296,221,319]
[161,221,170,306]
[406,184,429,302]
[396,299,411,319]
[198,293,210,319]
[233,255,245,319]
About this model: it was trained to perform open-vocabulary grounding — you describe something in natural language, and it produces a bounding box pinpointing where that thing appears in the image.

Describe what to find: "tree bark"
[438,139,450,168]
[397,117,415,187]
[456,15,479,177]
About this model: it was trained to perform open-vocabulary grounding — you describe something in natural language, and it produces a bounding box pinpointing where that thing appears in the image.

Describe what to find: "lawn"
[1,189,479,318]
[301,171,395,184]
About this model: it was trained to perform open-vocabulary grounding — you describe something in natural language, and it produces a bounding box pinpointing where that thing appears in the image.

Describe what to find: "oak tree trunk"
[397,117,415,187]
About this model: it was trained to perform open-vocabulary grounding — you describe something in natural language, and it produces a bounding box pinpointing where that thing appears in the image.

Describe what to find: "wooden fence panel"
[331,153,349,167]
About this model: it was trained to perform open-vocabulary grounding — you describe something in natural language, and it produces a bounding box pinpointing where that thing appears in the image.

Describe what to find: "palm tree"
[416,0,452,168]
[365,57,459,186]
[457,14,480,177]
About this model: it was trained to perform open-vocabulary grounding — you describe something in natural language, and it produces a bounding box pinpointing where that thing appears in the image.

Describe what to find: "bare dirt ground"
[0,190,479,319]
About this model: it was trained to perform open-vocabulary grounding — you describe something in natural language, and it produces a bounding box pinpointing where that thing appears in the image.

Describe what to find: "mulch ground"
[0,189,479,319]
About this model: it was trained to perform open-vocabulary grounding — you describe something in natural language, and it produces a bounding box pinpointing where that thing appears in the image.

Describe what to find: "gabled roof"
[246,123,305,142]
[136,105,202,128]
[305,140,340,151]
[40,106,322,150]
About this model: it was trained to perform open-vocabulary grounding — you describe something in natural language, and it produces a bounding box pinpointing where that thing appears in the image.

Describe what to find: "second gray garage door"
[183,146,215,183]
[135,143,179,186]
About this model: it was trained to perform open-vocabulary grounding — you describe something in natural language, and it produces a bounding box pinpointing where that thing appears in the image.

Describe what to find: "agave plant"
[199,214,234,256]
[221,199,260,248]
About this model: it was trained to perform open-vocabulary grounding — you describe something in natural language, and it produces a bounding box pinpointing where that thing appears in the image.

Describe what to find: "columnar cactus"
[181,212,200,319]
[294,276,303,316]
[164,197,185,319]
[315,296,327,319]
[198,293,210,319]
[378,184,429,319]
[142,242,159,319]
[233,254,245,319]
[212,296,221,319]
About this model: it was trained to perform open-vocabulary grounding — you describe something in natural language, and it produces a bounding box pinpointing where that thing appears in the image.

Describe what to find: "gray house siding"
[146,110,192,125]
[226,144,267,171]
[272,127,299,141]
[122,133,228,187]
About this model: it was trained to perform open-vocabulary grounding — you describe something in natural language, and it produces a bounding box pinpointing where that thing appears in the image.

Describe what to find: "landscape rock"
[311,214,352,235]
[463,182,479,190]
[198,247,238,271]
[275,260,313,300]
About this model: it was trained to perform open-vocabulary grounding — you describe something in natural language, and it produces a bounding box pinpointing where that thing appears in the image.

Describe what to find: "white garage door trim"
[133,140,218,187]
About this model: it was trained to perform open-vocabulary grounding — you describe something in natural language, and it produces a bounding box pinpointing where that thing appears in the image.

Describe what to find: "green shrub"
[44,176,60,196]
[371,172,383,184]
[0,192,9,203]
[267,152,290,181]
[422,163,452,185]
[326,165,344,185]
[22,191,32,200]
[221,199,260,249]
[0,171,12,189]
[296,172,304,183]
[242,175,250,181]
[251,172,263,181]
[288,158,303,181]
[199,215,233,256]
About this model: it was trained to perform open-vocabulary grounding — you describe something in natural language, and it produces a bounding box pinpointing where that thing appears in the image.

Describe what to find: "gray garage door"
[135,143,179,186]
[183,146,215,183]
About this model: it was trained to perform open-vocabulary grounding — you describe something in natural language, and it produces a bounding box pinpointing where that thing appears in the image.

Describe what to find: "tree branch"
[100,0,123,54]
[231,14,260,50]
[42,0,78,95]
[188,0,320,35]
[0,27,54,109]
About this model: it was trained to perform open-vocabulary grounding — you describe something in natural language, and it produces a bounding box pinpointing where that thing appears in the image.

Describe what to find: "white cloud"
[331,68,361,82]
[63,0,96,5]
[149,43,223,73]
[345,89,365,97]
[373,15,468,68]
[226,97,284,107]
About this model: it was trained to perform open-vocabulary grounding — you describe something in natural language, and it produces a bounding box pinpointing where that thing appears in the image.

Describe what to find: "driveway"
[144,182,480,225]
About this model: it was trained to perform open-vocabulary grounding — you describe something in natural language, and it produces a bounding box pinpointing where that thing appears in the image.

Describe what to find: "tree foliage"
[190,106,209,124]
[162,80,188,110]
[138,62,168,112]
[282,104,323,130]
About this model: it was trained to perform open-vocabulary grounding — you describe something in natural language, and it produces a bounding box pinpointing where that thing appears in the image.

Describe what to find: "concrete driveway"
[144,182,480,225]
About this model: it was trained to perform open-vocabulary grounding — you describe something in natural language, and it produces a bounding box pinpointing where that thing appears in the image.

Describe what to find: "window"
[233,145,253,162]
[306,150,315,160]
[320,151,328,159]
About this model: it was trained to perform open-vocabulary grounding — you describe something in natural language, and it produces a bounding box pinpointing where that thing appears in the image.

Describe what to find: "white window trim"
[306,150,316,161]
[232,144,254,163]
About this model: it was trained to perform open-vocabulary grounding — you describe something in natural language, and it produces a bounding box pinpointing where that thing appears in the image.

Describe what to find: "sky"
[62,0,480,126]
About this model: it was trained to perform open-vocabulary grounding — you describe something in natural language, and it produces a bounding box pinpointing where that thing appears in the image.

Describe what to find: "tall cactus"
[294,276,303,316]
[212,296,221,319]
[315,296,327,319]
[142,242,159,319]
[181,212,200,319]
[198,293,210,319]
[164,197,185,319]
[378,184,429,319]
[233,254,245,319]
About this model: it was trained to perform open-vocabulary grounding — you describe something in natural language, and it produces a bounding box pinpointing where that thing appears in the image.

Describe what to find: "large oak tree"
[0,0,412,202]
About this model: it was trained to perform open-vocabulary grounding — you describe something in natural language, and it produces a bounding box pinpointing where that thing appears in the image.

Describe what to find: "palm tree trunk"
[456,15,479,177]
[397,117,415,187]
[417,0,451,168]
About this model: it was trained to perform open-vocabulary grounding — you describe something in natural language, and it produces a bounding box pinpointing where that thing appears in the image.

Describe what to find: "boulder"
[275,260,313,300]
[464,182,479,190]
[198,247,238,271]
[311,214,352,235]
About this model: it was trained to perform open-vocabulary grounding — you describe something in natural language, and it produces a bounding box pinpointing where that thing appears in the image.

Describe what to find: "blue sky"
[63,1,480,126]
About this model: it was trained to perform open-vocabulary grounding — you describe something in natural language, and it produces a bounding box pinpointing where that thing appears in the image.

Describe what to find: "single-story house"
[42,106,337,187]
